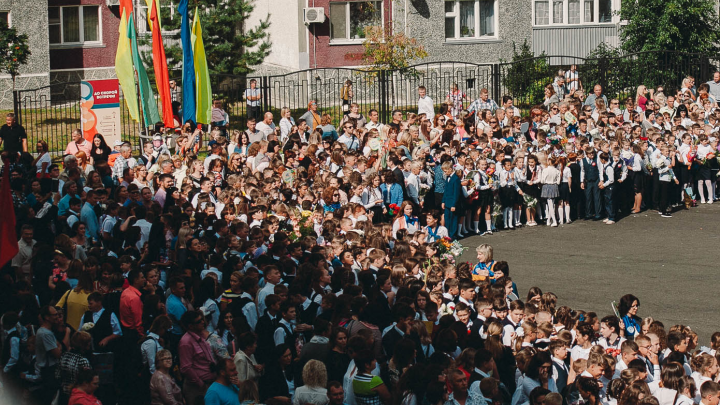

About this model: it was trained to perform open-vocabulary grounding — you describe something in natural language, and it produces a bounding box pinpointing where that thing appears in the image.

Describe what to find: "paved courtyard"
[457,204,720,342]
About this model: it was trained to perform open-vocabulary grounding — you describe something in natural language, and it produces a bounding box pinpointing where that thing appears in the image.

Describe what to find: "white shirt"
[133,219,153,250]
[273,318,295,346]
[256,121,276,137]
[418,96,435,117]
[565,70,580,92]
[257,282,276,316]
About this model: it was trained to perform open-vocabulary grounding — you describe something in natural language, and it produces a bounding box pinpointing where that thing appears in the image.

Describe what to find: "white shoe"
[551,222,558,227]
[708,200,714,204]
[481,230,493,236]
[603,218,609,223]
[606,220,615,225]
[701,199,707,204]
[528,221,537,227]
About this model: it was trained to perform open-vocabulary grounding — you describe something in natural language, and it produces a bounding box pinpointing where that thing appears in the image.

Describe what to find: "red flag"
[150,0,174,128]
[0,159,18,268]
[119,0,133,23]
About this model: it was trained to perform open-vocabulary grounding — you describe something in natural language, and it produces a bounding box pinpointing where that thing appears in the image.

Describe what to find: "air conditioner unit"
[303,7,325,24]
[106,0,120,6]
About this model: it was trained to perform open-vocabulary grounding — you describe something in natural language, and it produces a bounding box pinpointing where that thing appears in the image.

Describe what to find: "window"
[552,0,563,23]
[445,0,497,40]
[48,6,101,45]
[568,0,580,24]
[534,0,549,25]
[584,0,594,22]
[534,0,614,25]
[329,1,381,42]
[135,0,176,35]
[0,11,8,28]
[598,0,612,22]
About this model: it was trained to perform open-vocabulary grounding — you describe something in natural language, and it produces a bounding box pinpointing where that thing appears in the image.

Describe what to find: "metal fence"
[13,51,720,161]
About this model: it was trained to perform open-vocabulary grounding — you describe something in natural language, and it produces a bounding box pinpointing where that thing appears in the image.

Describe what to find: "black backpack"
[228,296,254,328]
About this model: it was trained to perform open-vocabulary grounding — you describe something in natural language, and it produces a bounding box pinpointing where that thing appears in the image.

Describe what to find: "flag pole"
[130,11,146,152]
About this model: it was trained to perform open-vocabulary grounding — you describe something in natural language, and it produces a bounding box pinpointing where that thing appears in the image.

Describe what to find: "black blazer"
[259,364,291,402]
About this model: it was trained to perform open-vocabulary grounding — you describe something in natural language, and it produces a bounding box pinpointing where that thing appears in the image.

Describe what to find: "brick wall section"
[49,0,119,70]
[308,0,392,69]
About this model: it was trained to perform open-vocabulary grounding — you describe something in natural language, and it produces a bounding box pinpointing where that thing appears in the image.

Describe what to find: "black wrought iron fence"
[13,51,720,162]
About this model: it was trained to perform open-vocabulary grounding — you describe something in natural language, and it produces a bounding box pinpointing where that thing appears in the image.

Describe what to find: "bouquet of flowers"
[388,203,401,216]
[523,193,538,209]
[437,237,468,260]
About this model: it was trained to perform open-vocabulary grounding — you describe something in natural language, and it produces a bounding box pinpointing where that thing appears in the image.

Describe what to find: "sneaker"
[701,200,707,204]
[661,213,672,218]
[602,218,609,223]
[606,220,615,224]
[708,200,714,204]
[551,222,558,227]
[481,230,493,236]
[527,221,537,227]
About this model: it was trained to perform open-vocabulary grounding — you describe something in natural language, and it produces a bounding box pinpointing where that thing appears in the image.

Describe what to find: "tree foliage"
[500,40,551,108]
[359,25,428,74]
[143,0,271,78]
[0,25,31,91]
[619,0,720,54]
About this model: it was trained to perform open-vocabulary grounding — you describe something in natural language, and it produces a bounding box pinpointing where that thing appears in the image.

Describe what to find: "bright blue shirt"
[381,183,403,206]
[204,382,240,405]
[58,193,80,217]
[166,294,187,336]
[80,202,100,240]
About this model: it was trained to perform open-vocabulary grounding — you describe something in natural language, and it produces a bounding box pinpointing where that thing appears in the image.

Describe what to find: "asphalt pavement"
[457,203,720,342]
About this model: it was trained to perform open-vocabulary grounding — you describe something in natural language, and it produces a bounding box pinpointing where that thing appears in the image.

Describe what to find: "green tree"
[143,0,271,78]
[0,25,31,92]
[358,24,429,105]
[619,0,720,54]
[500,40,551,108]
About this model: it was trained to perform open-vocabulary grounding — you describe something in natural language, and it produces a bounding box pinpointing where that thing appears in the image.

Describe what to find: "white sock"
[706,181,713,200]
[699,181,706,201]
[513,210,521,224]
[473,221,479,232]
[558,206,564,224]
[507,209,513,227]
[565,205,571,222]
[485,219,492,231]
[547,199,556,224]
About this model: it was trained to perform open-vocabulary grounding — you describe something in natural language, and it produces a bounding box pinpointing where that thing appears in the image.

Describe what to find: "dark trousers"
[652,169,660,209]
[604,185,615,221]
[39,365,59,404]
[247,105,261,121]
[584,180,601,218]
[444,207,458,238]
[659,181,670,214]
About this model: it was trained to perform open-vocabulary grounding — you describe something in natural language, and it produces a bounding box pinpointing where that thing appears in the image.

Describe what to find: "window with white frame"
[534,0,613,25]
[48,6,100,45]
[135,0,176,35]
[329,1,382,42]
[444,0,497,40]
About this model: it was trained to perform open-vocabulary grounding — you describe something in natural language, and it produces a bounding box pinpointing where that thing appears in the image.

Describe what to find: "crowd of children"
[0,73,719,405]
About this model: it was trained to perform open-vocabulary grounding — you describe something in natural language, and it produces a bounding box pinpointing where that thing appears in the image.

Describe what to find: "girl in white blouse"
[540,155,561,227]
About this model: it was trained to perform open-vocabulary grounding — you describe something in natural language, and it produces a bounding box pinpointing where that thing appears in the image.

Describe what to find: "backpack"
[228,296,253,327]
